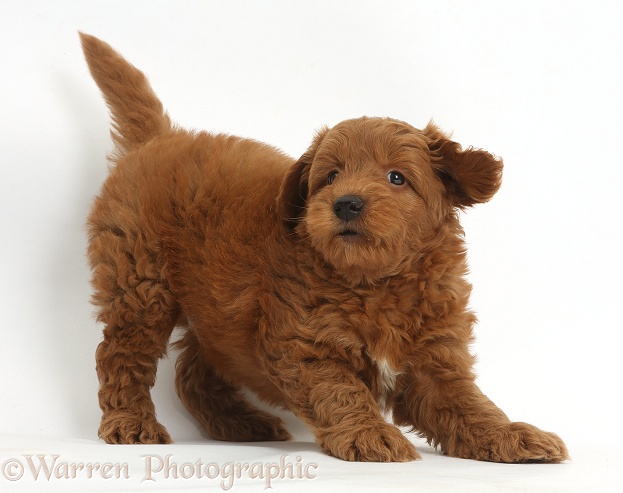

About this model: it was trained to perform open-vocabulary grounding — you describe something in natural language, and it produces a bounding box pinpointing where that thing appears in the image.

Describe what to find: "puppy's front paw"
[322,423,420,462]
[99,412,172,444]
[456,421,568,463]
[497,422,568,463]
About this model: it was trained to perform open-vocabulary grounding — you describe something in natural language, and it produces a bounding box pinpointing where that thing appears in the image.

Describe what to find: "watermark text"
[1,453,318,490]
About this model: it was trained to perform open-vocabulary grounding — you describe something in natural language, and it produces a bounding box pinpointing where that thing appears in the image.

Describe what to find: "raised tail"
[79,33,171,153]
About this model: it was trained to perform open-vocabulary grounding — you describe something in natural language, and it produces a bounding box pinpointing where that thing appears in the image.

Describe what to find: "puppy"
[81,33,568,463]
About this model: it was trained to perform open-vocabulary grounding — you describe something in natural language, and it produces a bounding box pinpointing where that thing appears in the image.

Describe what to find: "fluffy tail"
[79,33,171,153]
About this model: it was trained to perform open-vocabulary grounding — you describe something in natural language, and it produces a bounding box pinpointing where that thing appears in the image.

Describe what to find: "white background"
[1,1,622,491]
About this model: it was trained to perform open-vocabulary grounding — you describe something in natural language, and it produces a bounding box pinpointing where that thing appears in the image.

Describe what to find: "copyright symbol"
[2,459,24,481]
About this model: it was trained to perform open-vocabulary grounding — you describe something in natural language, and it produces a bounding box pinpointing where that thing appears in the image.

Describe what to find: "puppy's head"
[279,117,502,283]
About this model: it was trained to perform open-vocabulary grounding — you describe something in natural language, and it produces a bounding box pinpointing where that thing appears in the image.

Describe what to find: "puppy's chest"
[368,355,402,410]
[362,326,407,409]
[309,289,418,404]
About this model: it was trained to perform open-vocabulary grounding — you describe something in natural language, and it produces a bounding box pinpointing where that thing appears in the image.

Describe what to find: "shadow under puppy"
[81,33,568,463]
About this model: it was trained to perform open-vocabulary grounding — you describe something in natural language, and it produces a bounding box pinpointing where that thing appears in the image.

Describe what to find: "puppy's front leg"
[393,341,569,463]
[266,353,419,462]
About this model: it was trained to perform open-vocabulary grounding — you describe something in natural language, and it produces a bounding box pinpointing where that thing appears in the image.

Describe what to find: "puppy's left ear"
[424,122,503,208]
[278,126,329,229]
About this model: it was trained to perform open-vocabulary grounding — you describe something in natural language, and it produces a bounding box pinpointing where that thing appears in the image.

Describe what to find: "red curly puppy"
[81,33,568,463]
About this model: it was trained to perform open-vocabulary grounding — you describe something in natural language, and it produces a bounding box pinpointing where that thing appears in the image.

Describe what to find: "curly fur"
[81,33,568,463]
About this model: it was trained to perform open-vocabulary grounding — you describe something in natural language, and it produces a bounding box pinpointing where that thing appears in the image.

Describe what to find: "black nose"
[334,195,364,222]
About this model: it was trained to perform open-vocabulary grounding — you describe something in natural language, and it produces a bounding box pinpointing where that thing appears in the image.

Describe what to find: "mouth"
[336,228,368,243]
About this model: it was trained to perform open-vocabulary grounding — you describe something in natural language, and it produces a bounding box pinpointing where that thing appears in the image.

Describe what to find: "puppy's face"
[279,117,502,283]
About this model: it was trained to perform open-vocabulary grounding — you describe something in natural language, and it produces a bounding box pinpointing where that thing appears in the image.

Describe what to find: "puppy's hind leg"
[90,229,177,444]
[174,330,291,442]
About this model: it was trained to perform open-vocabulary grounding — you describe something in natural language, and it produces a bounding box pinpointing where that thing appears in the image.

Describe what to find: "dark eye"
[387,171,406,185]
[327,170,339,185]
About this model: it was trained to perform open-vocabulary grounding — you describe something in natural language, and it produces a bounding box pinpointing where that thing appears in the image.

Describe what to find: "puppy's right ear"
[278,127,328,230]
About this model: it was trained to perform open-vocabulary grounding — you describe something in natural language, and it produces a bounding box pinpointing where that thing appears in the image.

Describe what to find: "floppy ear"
[424,121,503,208]
[278,127,329,229]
